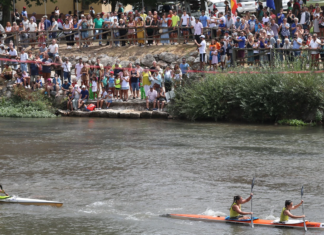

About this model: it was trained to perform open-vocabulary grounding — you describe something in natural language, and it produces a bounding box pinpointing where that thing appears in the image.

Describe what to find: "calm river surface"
[0,117,324,235]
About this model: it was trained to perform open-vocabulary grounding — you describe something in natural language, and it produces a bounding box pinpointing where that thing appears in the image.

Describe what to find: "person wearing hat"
[0,44,6,55]
[0,63,13,82]
[195,35,207,71]
[43,15,51,31]
[117,3,124,20]
[78,85,89,109]
[21,7,28,18]
[248,15,256,33]
[146,85,157,111]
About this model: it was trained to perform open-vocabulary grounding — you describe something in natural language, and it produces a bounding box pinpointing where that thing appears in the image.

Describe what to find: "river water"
[0,117,324,235]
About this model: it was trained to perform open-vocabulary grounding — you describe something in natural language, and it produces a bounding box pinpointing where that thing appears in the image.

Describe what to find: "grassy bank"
[170,70,324,123]
[0,87,56,118]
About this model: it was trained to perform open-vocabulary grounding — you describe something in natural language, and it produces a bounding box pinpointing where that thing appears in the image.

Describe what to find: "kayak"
[161,214,324,230]
[0,195,63,207]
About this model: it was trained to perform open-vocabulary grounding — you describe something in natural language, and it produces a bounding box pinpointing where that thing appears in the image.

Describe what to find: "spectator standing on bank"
[236,31,246,65]
[199,11,208,37]
[42,54,52,80]
[279,18,290,42]
[194,18,203,43]
[19,48,28,72]
[180,10,190,44]
[300,7,310,30]
[118,4,124,20]
[38,17,46,46]
[27,18,37,49]
[75,58,83,81]
[309,33,321,68]
[63,58,72,83]
[21,6,28,19]
[195,35,207,71]
[50,17,59,38]
[94,13,104,46]
[171,10,180,45]
[179,58,190,82]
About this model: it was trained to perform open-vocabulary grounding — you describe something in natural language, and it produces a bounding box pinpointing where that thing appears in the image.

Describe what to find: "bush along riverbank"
[0,87,56,118]
[169,69,324,124]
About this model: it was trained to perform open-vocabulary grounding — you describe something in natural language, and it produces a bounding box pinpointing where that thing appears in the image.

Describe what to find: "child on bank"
[91,75,98,100]
[211,46,218,70]
[114,74,121,102]
[140,80,145,99]
[108,71,115,99]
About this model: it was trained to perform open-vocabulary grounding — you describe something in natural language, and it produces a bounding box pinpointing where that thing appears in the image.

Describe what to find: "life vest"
[280,207,289,222]
[229,202,241,218]
[86,104,96,111]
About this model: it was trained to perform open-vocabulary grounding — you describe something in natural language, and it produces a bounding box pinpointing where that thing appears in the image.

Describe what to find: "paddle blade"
[301,186,304,197]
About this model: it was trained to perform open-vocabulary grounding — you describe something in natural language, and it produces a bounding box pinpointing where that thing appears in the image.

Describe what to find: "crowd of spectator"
[0,38,191,111]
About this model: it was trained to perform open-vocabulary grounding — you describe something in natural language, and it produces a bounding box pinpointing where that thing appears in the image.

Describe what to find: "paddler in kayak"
[279,200,305,222]
[229,193,253,220]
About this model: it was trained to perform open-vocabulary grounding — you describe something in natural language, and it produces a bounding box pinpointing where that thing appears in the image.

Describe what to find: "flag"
[266,0,276,10]
[231,0,238,15]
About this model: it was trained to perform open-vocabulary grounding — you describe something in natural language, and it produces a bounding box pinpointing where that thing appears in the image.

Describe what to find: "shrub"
[0,87,56,118]
[170,70,324,122]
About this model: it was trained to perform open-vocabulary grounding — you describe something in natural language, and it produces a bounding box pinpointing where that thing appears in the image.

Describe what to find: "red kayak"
[161,214,324,230]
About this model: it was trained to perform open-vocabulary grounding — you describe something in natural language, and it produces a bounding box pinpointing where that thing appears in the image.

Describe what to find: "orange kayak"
[162,214,324,230]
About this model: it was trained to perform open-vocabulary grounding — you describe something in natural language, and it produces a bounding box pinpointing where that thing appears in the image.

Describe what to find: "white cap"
[200,35,205,38]
[81,85,86,88]
[81,14,85,17]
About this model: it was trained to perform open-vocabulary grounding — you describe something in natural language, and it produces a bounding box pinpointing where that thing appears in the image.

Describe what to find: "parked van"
[181,0,209,18]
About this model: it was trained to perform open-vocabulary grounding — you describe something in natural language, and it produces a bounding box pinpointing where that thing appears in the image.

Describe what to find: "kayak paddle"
[0,185,8,196]
[251,176,255,228]
[301,186,307,232]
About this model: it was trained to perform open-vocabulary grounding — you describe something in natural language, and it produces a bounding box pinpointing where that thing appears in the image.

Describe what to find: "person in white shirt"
[193,18,203,43]
[146,86,157,110]
[180,10,190,44]
[309,33,321,68]
[262,12,270,25]
[74,58,84,81]
[47,39,58,59]
[63,58,72,83]
[188,13,195,35]
[27,18,38,49]
[8,45,18,69]
[194,35,207,71]
[19,48,29,72]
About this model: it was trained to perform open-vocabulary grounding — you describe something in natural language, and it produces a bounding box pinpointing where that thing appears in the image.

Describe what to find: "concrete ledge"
[56,109,169,119]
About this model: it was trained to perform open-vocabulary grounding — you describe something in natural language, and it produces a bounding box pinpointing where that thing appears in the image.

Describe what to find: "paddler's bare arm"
[284,209,305,219]
[232,204,253,215]
[291,200,303,210]
[241,193,253,204]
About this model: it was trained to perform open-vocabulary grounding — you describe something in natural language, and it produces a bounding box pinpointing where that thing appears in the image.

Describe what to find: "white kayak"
[0,195,63,207]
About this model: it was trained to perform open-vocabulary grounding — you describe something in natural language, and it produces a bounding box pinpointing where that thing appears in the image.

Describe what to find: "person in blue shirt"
[199,11,208,27]
[179,58,190,81]
[235,17,242,30]
[52,74,62,96]
[34,76,43,90]
[236,32,246,64]
[21,6,28,18]
[61,80,71,96]
[248,15,256,33]
[44,15,52,31]
[277,8,285,26]
[290,18,298,37]
[218,20,226,36]
[78,85,89,109]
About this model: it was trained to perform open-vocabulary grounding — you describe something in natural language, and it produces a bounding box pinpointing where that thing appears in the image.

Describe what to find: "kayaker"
[229,193,253,219]
[279,200,305,222]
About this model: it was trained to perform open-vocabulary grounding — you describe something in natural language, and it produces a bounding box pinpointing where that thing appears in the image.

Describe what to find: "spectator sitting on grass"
[34,75,43,90]
[146,86,157,111]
